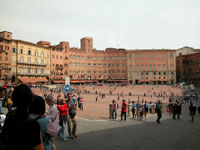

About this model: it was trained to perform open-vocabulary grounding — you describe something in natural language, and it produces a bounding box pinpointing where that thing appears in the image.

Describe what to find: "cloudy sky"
[0,0,200,50]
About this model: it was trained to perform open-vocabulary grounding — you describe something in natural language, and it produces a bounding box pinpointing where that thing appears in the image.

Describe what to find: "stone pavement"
[55,99,200,150]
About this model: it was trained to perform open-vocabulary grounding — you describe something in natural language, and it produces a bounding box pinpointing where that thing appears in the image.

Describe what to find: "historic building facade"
[0,31,12,85]
[176,46,200,56]
[11,40,51,84]
[127,50,176,85]
[37,41,69,84]
[176,53,200,84]
[67,37,127,84]
[0,30,186,85]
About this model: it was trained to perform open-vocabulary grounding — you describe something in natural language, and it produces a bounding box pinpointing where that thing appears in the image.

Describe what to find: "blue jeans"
[0,101,2,114]
[112,110,117,119]
[58,115,67,140]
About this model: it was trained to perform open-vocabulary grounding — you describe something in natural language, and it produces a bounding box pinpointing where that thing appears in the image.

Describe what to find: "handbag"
[47,121,58,137]
[69,109,76,118]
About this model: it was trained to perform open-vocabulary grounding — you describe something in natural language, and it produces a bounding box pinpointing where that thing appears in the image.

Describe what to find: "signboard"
[65,76,70,85]
[65,84,70,92]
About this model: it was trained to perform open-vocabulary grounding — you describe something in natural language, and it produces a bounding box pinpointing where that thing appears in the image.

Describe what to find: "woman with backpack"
[29,95,57,150]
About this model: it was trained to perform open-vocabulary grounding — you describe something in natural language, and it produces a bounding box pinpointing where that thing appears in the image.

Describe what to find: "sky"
[0,0,200,50]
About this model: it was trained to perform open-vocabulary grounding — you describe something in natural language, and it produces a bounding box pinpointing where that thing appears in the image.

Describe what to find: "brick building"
[0,31,12,85]
[176,53,200,84]
[127,50,176,85]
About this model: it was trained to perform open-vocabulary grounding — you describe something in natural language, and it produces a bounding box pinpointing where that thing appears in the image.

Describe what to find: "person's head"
[112,100,115,103]
[45,95,54,105]
[122,99,126,103]
[29,95,45,115]
[145,100,147,104]
[67,93,72,101]
[132,101,135,104]
[60,98,66,104]
[137,100,139,104]
[0,86,5,98]
[12,84,32,110]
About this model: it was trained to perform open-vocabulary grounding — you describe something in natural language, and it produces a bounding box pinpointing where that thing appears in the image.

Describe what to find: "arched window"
[34,58,38,64]
[20,56,24,63]
[41,59,44,65]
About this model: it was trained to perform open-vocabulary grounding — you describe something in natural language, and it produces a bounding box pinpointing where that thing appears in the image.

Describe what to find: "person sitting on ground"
[0,84,44,150]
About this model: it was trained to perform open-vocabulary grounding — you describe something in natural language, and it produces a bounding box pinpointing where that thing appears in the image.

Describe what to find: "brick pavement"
[55,99,200,150]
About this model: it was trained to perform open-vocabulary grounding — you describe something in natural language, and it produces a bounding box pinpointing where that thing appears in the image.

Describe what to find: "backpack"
[117,103,119,109]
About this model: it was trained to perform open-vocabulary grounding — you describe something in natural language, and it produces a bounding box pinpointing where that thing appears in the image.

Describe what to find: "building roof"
[12,39,50,50]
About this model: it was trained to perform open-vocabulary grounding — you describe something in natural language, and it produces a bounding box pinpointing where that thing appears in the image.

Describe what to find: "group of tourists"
[0,84,79,150]
[111,99,151,122]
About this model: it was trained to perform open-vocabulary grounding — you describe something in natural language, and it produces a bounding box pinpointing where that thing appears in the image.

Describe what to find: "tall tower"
[81,37,93,54]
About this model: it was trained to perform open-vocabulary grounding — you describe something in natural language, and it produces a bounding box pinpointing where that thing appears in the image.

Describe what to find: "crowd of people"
[0,84,82,150]
[0,83,200,150]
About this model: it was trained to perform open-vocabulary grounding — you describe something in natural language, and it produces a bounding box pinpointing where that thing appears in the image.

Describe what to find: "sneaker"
[63,138,67,141]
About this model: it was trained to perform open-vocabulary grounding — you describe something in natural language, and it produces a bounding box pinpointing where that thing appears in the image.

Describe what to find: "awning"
[107,80,128,82]
[70,80,93,83]
[18,77,48,83]
[52,80,65,83]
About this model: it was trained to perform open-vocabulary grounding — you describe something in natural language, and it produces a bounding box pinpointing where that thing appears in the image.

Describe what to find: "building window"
[41,52,44,57]
[28,57,31,64]
[163,64,166,70]
[35,69,38,75]
[20,49,23,54]
[41,59,44,65]
[35,51,38,56]
[41,69,44,75]
[128,54,132,58]
[34,58,38,64]
[28,50,31,55]
[158,64,161,70]
[170,53,174,58]
[20,68,24,75]
[12,48,16,53]
[27,68,31,74]
[146,64,148,70]
[153,64,156,70]
[47,53,49,58]
[20,56,24,63]
[170,64,174,70]
[141,65,144,71]
[154,72,156,75]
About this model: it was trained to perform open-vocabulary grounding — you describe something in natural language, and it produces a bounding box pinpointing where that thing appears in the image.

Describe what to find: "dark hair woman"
[0,84,44,150]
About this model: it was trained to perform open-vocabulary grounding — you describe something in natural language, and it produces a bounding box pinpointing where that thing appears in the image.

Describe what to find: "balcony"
[17,73,48,77]
[17,61,47,67]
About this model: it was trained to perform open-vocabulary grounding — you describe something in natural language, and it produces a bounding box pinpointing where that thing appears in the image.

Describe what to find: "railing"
[17,62,47,67]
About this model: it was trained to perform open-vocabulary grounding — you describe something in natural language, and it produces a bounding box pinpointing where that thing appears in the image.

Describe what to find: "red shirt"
[122,102,127,112]
[57,103,68,116]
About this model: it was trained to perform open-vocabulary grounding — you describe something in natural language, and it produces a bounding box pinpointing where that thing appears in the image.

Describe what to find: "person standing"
[112,100,118,119]
[79,97,83,111]
[189,102,197,122]
[136,101,141,120]
[66,93,77,139]
[57,98,68,141]
[121,99,127,122]
[131,101,136,118]
[29,95,57,150]
[0,87,5,114]
[155,100,162,123]
[45,95,58,150]
[177,101,182,120]
[144,101,149,120]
